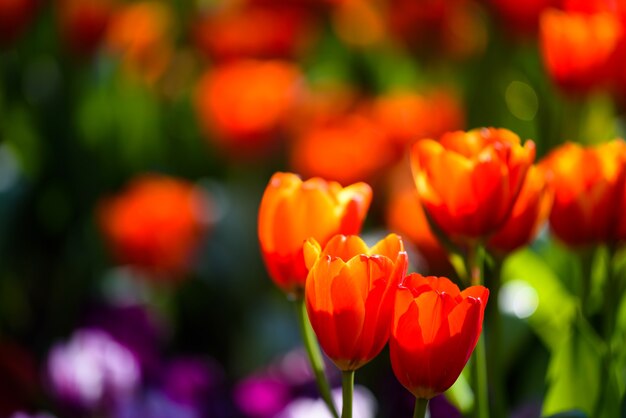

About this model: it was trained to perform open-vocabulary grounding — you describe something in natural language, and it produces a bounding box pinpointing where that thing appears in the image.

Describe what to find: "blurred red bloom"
[487,165,553,255]
[390,274,488,399]
[304,234,408,371]
[257,172,372,296]
[195,59,303,156]
[56,0,117,56]
[290,113,395,186]
[541,140,626,247]
[539,8,620,93]
[192,4,316,60]
[105,1,172,83]
[0,341,38,416]
[387,0,486,60]
[0,0,37,47]
[410,127,536,243]
[99,175,210,280]
[369,89,465,152]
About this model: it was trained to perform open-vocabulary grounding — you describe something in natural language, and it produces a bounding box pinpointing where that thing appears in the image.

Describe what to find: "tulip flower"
[195,59,302,156]
[303,234,408,371]
[56,0,117,56]
[98,174,211,279]
[487,165,553,255]
[539,8,620,93]
[541,140,626,247]
[258,172,372,296]
[390,274,488,400]
[0,0,37,47]
[105,1,173,83]
[289,113,396,186]
[410,127,536,243]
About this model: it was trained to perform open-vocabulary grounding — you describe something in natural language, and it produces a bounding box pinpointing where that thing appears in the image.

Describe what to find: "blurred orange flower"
[258,172,372,296]
[540,8,620,93]
[390,274,488,399]
[541,140,626,247]
[304,234,408,371]
[369,89,465,151]
[193,4,316,60]
[290,113,395,185]
[105,1,172,83]
[195,59,303,156]
[410,128,536,242]
[0,0,37,47]
[56,0,117,56]
[99,175,210,280]
[487,165,553,255]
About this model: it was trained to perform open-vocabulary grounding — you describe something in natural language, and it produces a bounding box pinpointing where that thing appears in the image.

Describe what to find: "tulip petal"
[320,234,369,262]
[369,233,404,260]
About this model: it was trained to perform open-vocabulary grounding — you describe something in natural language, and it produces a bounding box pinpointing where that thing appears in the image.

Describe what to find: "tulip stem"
[341,370,355,418]
[295,298,339,418]
[467,244,490,418]
[413,398,429,418]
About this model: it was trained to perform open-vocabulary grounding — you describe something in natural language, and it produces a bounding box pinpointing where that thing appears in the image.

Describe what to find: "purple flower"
[114,391,198,418]
[160,358,220,409]
[234,375,291,418]
[47,329,141,410]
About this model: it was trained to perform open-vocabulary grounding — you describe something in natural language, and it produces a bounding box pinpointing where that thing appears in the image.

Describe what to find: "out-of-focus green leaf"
[501,249,577,350]
[542,318,604,417]
[544,411,588,418]
[445,367,474,414]
[4,106,43,178]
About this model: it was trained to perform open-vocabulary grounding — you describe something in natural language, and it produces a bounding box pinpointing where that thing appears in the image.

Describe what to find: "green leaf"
[501,249,577,350]
[542,318,603,417]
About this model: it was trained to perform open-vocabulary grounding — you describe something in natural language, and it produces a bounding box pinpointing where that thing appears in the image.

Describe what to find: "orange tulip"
[539,8,620,93]
[289,113,396,185]
[487,165,553,255]
[192,4,315,60]
[99,175,210,280]
[541,140,626,246]
[390,274,488,399]
[369,89,465,151]
[410,127,536,243]
[258,172,372,296]
[105,1,172,83]
[304,234,408,371]
[195,59,302,156]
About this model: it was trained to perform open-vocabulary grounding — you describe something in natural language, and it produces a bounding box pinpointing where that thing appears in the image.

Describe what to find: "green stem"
[295,298,339,418]
[341,370,354,418]
[486,258,507,418]
[413,398,429,418]
[579,247,595,316]
[467,244,489,418]
[472,334,489,418]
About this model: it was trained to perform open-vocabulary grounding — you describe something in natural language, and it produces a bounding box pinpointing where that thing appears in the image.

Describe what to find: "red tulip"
[539,8,620,93]
[304,234,408,371]
[258,172,372,296]
[487,165,553,255]
[410,127,536,243]
[541,140,626,246]
[390,274,488,399]
[98,174,210,280]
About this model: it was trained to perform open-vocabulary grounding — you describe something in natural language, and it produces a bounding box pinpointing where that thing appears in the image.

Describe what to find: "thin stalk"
[341,370,355,418]
[413,398,429,418]
[467,244,489,418]
[486,257,507,417]
[295,298,339,418]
